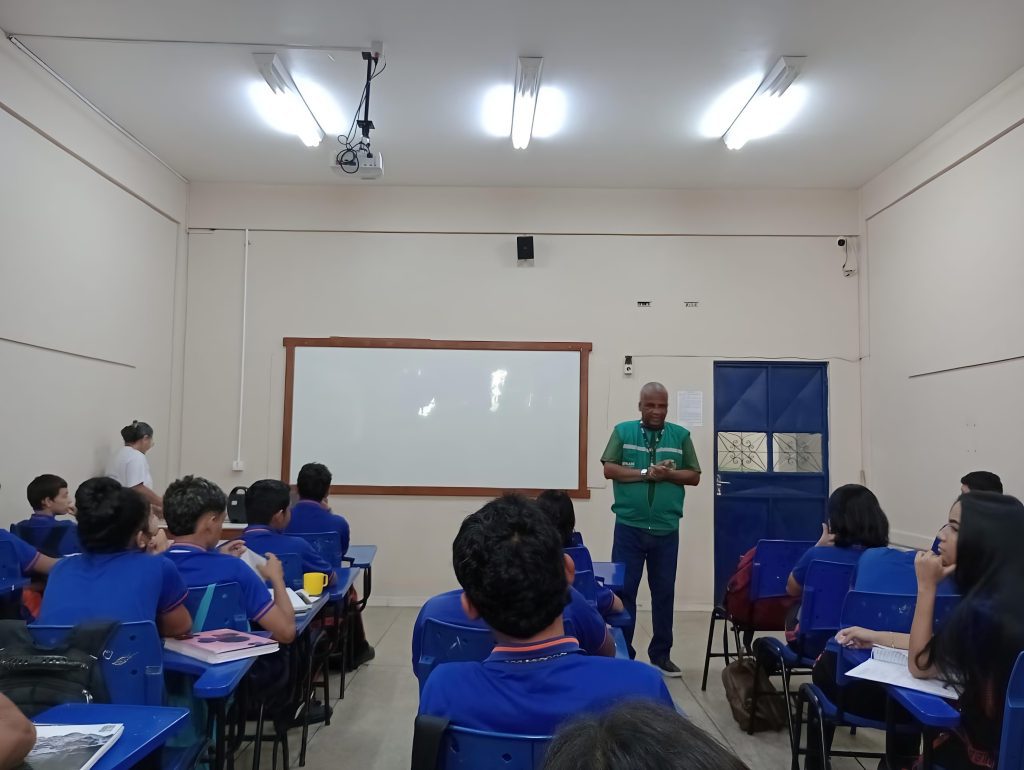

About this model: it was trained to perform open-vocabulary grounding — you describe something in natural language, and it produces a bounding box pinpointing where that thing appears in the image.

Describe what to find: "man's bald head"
[638,382,669,429]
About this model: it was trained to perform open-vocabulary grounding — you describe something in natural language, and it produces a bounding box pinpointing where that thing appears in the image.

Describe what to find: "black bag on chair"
[227,486,248,523]
[0,620,118,717]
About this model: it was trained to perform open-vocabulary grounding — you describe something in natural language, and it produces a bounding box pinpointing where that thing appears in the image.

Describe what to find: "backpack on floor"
[721,656,789,733]
[0,619,118,717]
[723,546,796,630]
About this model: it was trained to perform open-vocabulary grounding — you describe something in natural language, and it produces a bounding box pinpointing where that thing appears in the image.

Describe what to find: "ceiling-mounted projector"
[332,144,383,180]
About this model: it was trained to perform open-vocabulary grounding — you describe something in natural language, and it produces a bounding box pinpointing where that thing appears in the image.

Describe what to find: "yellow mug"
[303,572,329,596]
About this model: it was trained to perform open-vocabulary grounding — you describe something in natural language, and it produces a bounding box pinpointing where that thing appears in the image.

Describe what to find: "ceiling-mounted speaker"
[517,236,534,262]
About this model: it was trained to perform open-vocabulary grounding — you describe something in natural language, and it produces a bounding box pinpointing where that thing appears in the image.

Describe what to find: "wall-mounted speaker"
[517,236,534,262]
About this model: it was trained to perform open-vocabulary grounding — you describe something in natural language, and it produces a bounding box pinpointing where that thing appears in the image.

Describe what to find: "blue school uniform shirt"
[853,547,959,596]
[15,513,82,557]
[37,550,188,625]
[0,530,41,574]
[791,544,866,587]
[571,543,617,615]
[164,544,275,623]
[284,500,350,556]
[419,636,675,735]
[241,525,334,577]
[411,588,609,666]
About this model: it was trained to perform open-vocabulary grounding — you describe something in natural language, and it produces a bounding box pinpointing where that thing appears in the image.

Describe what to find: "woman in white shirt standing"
[106,421,168,553]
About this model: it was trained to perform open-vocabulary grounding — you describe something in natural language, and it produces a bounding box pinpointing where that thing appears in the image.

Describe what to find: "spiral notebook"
[845,645,958,699]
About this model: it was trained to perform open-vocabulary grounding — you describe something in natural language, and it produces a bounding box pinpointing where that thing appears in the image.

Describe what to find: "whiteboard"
[284,342,588,493]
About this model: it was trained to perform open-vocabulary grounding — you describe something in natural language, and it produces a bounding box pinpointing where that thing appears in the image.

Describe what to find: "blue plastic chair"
[750,559,857,757]
[793,590,962,769]
[12,521,81,557]
[292,531,342,568]
[997,650,1024,769]
[0,540,28,593]
[28,621,165,706]
[570,532,584,547]
[572,569,598,605]
[564,546,595,575]
[415,619,494,695]
[702,539,814,691]
[440,725,551,770]
[184,582,249,632]
[278,552,303,591]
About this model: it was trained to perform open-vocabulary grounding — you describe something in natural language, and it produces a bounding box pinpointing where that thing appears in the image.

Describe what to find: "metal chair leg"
[701,609,719,691]
[747,653,762,736]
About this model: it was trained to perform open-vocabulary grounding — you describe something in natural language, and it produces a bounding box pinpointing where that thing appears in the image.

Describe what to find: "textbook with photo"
[164,629,279,664]
[24,723,123,770]
[845,645,958,699]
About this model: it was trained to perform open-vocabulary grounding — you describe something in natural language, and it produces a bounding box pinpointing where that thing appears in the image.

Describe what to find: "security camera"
[837,238,847,248]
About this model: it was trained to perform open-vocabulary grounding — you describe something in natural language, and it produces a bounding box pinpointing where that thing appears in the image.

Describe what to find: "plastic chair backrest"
[415,619,494,693]
[184,582,249,631]
[801,560,856,632]
[840,591,961,634]
[750,539,815,601]
[0,541,25,590]
[998,651,1024,769]
[564,546,594,574]
[278,553,303,591]
[572,570,598,604]
[294,531,342,568]
[28,621,164,705]
[570,532,584,547]
[12,521,81,557]
[441,725,551,770]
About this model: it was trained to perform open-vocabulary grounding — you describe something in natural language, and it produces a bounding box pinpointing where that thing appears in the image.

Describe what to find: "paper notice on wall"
[677,390,703,428]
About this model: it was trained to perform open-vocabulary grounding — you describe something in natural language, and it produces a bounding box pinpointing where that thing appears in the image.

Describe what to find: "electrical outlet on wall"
[232,460,245,472]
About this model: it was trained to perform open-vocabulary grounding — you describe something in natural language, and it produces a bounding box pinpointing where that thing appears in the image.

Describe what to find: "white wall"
[183,185,861,609]
[859,67,1024,547]
[0,37,187,525]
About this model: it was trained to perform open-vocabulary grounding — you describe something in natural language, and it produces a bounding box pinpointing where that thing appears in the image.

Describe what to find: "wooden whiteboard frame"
[281,337,592,498]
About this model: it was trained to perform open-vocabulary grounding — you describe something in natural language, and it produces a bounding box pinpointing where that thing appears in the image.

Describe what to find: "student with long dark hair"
[787,484,890,598]
[906,492,1024,768]
[37,477,191,637]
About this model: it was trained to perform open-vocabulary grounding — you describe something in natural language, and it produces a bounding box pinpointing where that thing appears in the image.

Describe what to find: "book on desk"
[25,723,123,770]
[164,629,279,664]
[846,645,959,699]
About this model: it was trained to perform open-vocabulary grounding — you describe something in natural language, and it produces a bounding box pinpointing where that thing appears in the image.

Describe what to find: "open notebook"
[846,645,958,699]
[25,723,123,770]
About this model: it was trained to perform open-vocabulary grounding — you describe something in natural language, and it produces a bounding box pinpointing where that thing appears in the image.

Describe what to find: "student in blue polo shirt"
[412,579,615,676]
[0,529,55,579]
[285,463,350,555]
[16,474,82,557]
[37,477,191,637]
[419,494,674,735]
[163,475,296,643]
[536,490,625,618]
[241,480,335,584]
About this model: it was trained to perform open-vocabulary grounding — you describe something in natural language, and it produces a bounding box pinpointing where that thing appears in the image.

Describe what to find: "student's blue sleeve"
[790,546,817,587]
[418,668,454,716]
[239,564,275,621]
[597,585,616,615]
[158,557,189,614]
[567,591,608,656]
[334,515,350,557]
[0,531,41,574]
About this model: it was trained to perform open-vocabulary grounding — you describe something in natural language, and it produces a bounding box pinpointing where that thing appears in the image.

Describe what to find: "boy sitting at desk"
[241,480,336,583]
[16,474,82,557]
[419,494,674,735]
[163,475,295,643]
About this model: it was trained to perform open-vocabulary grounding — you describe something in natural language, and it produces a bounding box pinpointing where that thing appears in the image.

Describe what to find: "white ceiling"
[2,0,1023,189]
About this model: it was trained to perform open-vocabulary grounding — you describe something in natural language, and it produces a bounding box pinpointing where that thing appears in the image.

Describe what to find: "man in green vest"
[601,381,701,675]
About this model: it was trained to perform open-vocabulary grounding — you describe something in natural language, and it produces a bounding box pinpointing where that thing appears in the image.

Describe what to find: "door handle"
[715,474,731,496]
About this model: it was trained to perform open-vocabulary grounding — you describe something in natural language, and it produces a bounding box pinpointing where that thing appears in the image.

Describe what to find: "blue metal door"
[712,362,829,602]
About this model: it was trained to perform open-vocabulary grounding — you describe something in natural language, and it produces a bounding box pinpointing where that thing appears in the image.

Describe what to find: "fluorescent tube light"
[722,56,806,150]
[253,53,325,148]
[511,57,544,150]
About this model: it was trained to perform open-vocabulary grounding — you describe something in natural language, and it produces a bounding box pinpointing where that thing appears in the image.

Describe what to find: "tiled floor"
[250,608,887,770]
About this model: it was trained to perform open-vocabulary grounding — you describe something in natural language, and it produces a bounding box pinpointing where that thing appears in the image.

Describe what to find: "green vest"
[610,420,692,532]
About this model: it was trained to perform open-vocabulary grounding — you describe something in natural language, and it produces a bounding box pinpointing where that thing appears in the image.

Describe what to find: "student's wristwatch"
[640,468,649,481]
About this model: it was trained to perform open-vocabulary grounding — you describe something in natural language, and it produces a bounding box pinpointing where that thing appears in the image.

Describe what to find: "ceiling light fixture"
[511,57,544,150]
[253,52,325,147]
[722,56,806,150]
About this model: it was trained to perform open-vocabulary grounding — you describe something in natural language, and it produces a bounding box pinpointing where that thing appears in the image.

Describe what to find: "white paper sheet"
[846,658,958,699]
[677,390,703,428]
